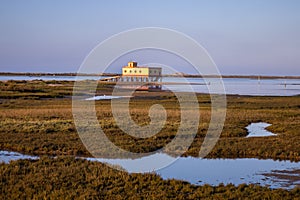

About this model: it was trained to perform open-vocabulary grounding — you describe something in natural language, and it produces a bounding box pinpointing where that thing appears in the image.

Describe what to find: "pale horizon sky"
[0,0,300,75]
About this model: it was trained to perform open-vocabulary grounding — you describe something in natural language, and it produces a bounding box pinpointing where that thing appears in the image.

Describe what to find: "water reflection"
[157,156,299,189]
[1,150,299,189]
[94,153,299,189]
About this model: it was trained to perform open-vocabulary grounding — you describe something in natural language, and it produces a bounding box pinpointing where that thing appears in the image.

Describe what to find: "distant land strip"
[0,72,299,79]
[0,72,118,77]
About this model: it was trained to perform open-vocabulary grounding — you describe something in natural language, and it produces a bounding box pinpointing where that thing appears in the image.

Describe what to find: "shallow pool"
[246,122,277,137]
[1,150,299,189]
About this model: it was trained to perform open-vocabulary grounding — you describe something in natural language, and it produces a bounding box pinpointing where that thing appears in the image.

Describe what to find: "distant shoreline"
[0,72,118,77]
[0,72,299,79]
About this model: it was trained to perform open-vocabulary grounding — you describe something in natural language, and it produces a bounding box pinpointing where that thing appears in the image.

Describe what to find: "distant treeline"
[0,72,299,79]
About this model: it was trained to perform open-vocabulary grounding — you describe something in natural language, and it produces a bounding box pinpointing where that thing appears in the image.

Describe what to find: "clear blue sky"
[0,0,299,75]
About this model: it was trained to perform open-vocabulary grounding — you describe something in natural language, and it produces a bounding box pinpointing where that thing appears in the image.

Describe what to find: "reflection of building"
[121,61,162,90]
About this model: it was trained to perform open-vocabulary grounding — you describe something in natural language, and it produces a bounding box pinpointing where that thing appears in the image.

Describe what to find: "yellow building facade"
[122,62,162,77]
[121,61,162,90]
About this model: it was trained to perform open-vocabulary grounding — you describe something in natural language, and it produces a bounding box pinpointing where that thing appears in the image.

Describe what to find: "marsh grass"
[1,80,300,198]
[0,80,299,160]
[1,157,299,199]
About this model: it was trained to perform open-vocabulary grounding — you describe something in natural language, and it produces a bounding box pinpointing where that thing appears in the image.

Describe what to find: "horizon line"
[0,72,299,79]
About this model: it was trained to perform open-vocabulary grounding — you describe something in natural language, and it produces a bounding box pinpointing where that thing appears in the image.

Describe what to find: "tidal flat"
[0,80,300,198]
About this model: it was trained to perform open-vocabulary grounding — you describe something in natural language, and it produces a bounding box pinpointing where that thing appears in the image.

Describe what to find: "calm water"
[156,156,300,189]
[1,75,299,96]
[1,150,299,189]
[163,77,300,96]
[246,122,277,138]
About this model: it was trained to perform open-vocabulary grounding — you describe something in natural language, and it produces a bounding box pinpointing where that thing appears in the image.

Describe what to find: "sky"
[0,0,299,75]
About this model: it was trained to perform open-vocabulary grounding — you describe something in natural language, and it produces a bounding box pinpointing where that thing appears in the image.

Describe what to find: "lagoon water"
[1,75,299,96]
[1,150,299,189]
[163,77,300,96]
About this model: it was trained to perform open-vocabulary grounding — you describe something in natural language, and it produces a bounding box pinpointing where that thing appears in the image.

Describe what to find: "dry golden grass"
[0,80,299,160]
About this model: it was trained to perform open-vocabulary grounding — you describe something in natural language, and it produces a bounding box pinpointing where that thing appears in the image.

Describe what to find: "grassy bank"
[1,157,299,199]
[0,80,299,161]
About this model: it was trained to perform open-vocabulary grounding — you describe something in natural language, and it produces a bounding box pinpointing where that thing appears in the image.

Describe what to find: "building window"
[129,70,132,73]
[139,70,142,73]
[124,70,127,73]
[134,70,137,73]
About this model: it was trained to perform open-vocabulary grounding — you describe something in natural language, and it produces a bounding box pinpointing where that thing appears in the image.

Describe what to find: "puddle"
[1,150,299,189]
[92,154,299,189]
[86,153,176,173]
[0,150,38,163]
[156,156,299,190]
[85,95,132,100]
[246,122,277,137]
